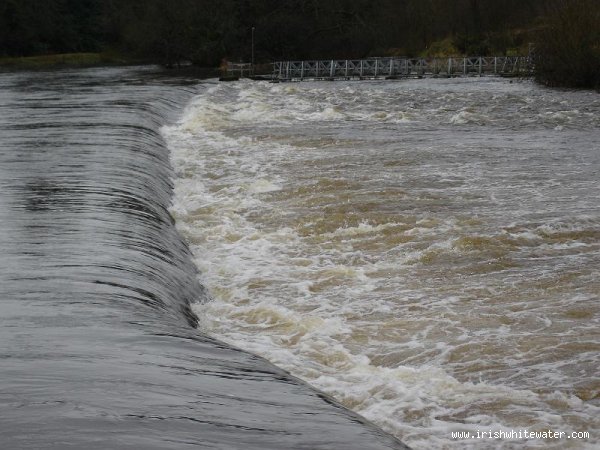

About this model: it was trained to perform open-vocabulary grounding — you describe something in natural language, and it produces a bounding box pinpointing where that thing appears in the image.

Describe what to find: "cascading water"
[166,77,599,449]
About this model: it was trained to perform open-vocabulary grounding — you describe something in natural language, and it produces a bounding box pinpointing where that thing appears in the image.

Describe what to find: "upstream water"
[165,78,600,449]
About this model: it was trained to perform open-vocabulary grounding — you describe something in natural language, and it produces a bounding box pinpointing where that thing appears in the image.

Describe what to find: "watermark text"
[451,429,590,441]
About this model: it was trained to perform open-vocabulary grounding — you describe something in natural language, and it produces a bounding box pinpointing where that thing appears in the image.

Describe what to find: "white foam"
[449,108,488,125]
[164,78,600,449]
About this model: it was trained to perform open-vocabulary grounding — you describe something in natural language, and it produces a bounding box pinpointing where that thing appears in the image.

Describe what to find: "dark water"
[0,67,406,449]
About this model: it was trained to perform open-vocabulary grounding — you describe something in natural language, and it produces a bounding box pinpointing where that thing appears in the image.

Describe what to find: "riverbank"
[0,53,222,81]
[0,52,136,71]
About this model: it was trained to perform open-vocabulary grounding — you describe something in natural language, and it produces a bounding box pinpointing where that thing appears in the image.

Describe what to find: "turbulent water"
[0,67,406,450]
[165,77,600,449]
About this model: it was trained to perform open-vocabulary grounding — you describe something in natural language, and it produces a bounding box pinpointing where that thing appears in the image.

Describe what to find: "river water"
[0,67,406,449]
[165,77,600,449]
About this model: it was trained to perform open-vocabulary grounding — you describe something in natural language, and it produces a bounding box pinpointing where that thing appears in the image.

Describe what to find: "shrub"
[534,0,600,88]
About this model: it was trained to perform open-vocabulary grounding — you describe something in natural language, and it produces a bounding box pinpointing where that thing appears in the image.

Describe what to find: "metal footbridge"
[272,56,533,81]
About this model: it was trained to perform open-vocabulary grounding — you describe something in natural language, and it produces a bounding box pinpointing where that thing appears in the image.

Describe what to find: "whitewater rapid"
[164,78,599,449]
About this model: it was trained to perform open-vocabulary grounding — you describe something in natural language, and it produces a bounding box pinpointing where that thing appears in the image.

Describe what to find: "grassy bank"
[0,52,226,80]
[0,52,142,71]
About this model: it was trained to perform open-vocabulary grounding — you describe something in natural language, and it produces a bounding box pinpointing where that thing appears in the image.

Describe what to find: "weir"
[0,67,409,450]
[271,56,533,81]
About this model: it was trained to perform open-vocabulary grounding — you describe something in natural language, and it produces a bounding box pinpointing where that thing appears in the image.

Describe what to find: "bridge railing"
[273,56,533,80]
[227,62,253,77]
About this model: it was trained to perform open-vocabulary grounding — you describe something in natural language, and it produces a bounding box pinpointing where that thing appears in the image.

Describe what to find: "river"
[165,77,599,449]
[0,67,406,449]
